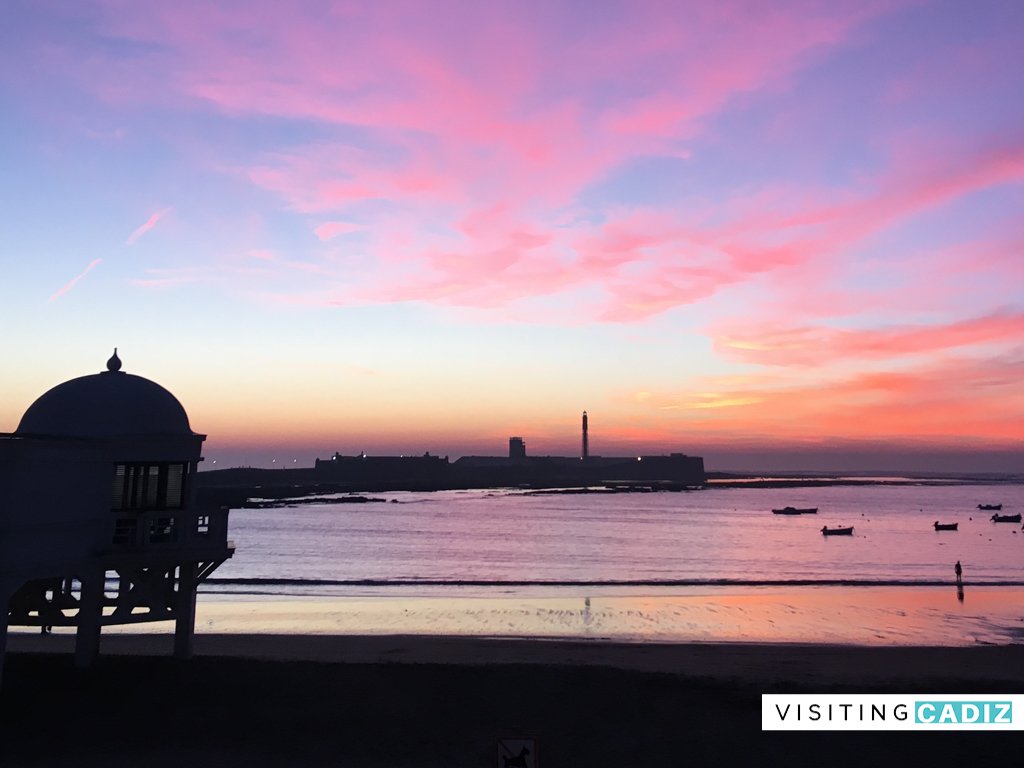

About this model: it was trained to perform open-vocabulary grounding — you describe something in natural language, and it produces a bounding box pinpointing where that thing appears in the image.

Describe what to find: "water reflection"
[87,586,1023,646]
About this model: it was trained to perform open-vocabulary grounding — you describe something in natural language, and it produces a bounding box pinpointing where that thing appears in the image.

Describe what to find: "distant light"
[212,460,216,464]
[637,456,642,461]
[293,459,297,463]
[272,459,276,463]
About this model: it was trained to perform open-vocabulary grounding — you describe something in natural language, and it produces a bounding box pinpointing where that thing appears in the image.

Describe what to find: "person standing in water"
[955,560,963,584]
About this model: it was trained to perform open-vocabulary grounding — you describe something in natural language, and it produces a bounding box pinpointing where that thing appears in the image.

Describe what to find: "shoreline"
[200,577,1024,587]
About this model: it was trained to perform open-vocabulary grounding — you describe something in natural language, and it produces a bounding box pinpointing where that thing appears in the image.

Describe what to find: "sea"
[210,481,1024,593]
[66,480,1015,645]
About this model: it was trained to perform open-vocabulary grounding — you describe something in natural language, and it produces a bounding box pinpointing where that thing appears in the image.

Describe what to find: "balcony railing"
[108,507,230,551]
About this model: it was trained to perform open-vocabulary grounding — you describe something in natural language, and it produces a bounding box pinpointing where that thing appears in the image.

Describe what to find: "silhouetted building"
[225,413,707,493]
[452,451,704,487]
[314,451,450,486]
[305,412,705,490]
[0,350,233,684]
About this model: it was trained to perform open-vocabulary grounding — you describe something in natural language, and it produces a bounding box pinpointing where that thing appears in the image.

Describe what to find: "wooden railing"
[109,507,230,551]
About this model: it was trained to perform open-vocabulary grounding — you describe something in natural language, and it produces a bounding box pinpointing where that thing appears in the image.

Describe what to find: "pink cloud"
[56,2,901,314]
[592,139,1024,320]
[38,1,1024,328]
[270,130,1024,318]
[313,221,361,241]
[125,207,171,246]
[49,258,103,301]
[709,140,1024,274]
[357,209,571,308]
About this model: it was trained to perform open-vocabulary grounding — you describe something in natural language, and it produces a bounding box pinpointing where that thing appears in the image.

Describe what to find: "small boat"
[772,506,818,515]
[978,504,1002,511]
[991,513,1021,523]
[933,521,958,531]
[821,526,854,536]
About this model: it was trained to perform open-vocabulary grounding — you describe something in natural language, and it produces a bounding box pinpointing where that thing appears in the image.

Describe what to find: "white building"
[0,350,233,683]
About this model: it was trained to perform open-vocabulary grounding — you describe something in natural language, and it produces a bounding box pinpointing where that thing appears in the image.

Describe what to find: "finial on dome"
[106,348,122,372]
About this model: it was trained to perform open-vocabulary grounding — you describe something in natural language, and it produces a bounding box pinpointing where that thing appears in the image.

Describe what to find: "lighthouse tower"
[582,410,589,460]
[0,351,234,683]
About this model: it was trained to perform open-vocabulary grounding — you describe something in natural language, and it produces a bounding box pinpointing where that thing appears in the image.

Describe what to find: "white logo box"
[762,694,1024,731]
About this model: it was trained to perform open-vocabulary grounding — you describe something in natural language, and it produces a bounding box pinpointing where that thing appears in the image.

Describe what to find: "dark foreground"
[3,642,1024,767]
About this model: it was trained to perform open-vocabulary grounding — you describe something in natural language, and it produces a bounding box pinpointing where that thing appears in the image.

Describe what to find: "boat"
[978,504,1002,511]
[933,521,958,531]
[772,506,818,515]
[991,513,1021,523]
[821,526,854,536]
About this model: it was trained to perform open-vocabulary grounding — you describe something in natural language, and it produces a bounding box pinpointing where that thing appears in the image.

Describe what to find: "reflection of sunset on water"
[55,587,1022,647]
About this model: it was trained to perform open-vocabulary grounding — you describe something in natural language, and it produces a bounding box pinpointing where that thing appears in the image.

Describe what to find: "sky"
[1,0,1022,472]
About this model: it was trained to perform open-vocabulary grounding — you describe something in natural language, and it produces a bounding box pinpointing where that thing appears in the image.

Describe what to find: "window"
[165,463,185,508]
[111,462,189,511]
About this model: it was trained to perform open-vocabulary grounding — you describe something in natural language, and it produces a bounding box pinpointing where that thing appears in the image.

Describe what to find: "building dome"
[16,350,193,438]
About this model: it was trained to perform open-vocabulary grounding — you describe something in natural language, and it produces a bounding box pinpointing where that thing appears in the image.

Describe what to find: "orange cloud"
[622,355,1024,446]
[716,310,1024,366]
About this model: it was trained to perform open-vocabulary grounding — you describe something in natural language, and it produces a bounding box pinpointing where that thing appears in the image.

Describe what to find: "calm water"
[210,483,1024,595]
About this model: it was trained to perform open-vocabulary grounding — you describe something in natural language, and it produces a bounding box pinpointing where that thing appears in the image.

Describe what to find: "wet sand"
[41,586,1024,645]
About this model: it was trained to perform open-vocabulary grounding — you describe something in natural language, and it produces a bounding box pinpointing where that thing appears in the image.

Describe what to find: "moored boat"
[821,526,854,536]
[978,504,1002,511]
[772,506,818,515]
[933,521,958,531]
[991,513,1021,523]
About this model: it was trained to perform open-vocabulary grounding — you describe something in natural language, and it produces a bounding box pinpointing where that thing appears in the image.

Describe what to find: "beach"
[8,630,1024,688]
[4,633,1024,767]
[5,584,1024,767]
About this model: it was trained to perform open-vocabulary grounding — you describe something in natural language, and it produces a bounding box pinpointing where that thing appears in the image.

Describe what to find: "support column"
[174,562,197,660]
[74,569,103,668]
[0,596,10,689]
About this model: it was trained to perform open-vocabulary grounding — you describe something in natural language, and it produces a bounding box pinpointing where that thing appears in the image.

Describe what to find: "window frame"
[111,462,189,511]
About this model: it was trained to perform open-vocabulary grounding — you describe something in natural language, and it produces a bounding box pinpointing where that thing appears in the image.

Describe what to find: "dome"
[16,350,193,438]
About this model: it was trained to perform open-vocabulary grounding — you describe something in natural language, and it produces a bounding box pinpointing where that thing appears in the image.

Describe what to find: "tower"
[582,411,589,460]
[509,436,526,460]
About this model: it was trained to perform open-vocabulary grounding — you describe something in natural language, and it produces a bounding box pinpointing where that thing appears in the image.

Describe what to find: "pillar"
[0,597,9,689]
[74,569,103,668]
[174,562,197,660]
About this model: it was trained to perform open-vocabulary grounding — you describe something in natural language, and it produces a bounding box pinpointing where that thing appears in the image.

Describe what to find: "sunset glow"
[2,1,1022,471]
